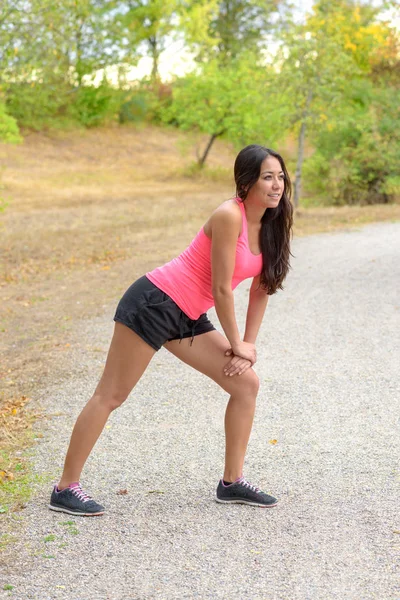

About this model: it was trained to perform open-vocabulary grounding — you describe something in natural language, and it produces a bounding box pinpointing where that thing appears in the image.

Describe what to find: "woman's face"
[246,156,285,209]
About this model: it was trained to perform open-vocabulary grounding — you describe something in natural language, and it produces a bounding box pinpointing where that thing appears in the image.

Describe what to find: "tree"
[116,0,180,83]
[1,0,124,128]
[184,0,285,64]
[274,0,397,206]
[165,54,281,166]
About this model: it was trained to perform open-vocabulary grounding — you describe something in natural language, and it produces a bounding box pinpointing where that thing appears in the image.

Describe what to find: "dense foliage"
[0,0,399,204]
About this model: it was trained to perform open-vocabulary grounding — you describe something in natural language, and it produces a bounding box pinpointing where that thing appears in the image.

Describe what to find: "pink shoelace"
[69,483,92,503]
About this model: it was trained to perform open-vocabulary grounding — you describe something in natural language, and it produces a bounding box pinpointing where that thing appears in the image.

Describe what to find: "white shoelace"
[70,485,91,503]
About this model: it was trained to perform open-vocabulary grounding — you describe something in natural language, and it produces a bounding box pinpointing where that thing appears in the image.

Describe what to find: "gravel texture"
[1,222,399,600]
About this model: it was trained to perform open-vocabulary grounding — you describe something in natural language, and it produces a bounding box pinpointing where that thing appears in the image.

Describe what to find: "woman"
[49,144,293,516]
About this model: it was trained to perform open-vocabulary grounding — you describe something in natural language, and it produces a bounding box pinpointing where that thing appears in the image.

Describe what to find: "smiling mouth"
[268,194,281,198]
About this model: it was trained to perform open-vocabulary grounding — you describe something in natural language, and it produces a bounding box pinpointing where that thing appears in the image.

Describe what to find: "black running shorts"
[113,275,216,351]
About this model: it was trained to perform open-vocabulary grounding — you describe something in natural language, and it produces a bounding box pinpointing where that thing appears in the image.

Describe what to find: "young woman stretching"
[49,144,293,516]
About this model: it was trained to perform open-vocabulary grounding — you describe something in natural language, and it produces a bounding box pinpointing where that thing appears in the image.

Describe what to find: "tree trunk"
[198,132,220,167]
[293,89,313,208]
[149,37,160,83]
[293,120,306,209]
[75,21,84,86]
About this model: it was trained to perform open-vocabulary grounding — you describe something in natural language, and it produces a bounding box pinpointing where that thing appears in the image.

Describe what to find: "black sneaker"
[49,482,105,516]
[216,476,278,507]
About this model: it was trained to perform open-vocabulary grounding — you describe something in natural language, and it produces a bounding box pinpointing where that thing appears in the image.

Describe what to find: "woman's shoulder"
[203,199,242,238]
[211,199,242,224]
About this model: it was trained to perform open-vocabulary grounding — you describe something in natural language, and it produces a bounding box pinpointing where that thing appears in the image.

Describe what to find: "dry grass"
[0,394,43,518]
[295,204,400,236]
[0,124,399,514]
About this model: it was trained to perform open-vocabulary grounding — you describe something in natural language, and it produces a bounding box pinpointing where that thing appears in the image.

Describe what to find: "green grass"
[61,521,79,536]
[0,468,47,515]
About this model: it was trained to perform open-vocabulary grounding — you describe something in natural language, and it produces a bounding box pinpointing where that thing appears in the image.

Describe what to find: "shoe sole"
[215,498,278,507]
[49,504,105,516]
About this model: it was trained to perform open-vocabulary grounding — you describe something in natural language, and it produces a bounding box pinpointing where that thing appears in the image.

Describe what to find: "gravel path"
[2,222,399,600]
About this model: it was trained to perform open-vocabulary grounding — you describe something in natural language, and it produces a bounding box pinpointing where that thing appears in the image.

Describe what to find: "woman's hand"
[227,341,257,365]
[223,354,252,377]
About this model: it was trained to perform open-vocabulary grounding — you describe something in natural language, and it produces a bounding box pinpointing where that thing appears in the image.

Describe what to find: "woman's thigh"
[164,330,259,396]
[94,322,157,402]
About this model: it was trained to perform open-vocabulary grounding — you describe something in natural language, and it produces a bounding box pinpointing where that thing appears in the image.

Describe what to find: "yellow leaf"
[269,439,278,445]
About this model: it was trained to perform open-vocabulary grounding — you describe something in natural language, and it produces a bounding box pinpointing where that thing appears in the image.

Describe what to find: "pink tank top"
[146,198,262,320]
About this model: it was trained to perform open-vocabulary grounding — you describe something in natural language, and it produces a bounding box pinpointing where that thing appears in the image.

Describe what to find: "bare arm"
[210,204,241,348]
[224,276,268,377]
[243,275,269,344]
[210,203,256,366]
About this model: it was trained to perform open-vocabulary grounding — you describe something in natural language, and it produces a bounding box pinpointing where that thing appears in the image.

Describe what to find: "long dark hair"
[234,145,293,295]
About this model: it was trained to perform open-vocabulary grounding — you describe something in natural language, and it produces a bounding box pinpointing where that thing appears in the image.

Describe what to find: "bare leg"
[164,330,259,483]
[59,323,156,488]
[223,390,257,482]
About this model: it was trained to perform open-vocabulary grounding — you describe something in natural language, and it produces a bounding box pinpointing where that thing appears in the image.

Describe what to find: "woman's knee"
[226,368,260,397]
[244,369,260,395]
[93,389,130,412]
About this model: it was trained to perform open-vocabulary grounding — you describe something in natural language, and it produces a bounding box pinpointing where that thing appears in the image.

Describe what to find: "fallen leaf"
[117,489,128,495]
[269,439,278,445]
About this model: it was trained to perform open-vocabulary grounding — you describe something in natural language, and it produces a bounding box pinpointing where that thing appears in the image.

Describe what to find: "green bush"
[119,92,150,124]
[119,82,172,125]
[304,86,400,205]
[6,80,123,130]
[70,83,122,128]
[0,101,22,143]
[6,81,68,130]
